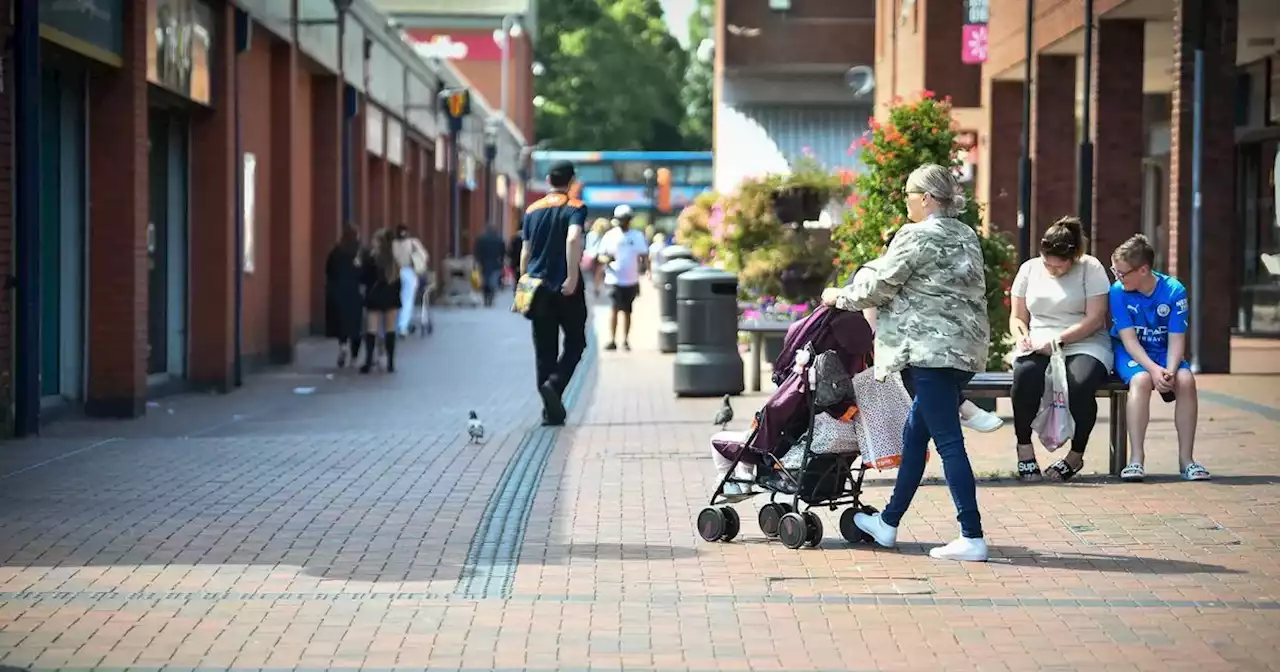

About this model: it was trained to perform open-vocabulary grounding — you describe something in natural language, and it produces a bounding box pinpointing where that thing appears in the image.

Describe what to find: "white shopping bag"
[1030,342,1074,451]
[850,368,913,470]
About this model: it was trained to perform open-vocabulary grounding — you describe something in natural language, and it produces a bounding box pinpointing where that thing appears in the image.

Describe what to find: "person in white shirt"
[647,231,667,279]
[597,205,649,350]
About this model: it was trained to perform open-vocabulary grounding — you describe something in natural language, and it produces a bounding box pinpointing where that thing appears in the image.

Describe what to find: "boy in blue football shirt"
[1109,234,1210,482]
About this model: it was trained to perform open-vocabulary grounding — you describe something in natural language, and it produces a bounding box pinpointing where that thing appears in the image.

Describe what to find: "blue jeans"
[881,366,984,539]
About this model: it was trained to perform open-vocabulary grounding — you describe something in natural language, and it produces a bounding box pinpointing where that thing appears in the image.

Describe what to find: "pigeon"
[467,411,485,443]
[713,395,734,429]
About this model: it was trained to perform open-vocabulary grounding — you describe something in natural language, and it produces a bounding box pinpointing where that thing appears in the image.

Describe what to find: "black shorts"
[610,283,639,313]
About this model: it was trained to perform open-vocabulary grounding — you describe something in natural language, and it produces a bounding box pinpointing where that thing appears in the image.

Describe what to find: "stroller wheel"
[802,511,824,547]
[840,508,875,544]
[758,503,792,539]
[720,507,741,542]
[778,512,807,550]
[697,507,727,542]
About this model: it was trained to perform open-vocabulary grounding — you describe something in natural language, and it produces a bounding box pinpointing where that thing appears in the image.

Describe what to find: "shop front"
[144,0,215,383]
[1235,54,1280,337]
[35,0,129,406]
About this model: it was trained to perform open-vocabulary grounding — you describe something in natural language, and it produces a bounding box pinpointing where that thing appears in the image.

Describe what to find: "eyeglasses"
[1110,264,1138,279]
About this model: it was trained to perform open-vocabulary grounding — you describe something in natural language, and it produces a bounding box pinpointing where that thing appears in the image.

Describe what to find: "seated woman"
[1009,216,1113,482]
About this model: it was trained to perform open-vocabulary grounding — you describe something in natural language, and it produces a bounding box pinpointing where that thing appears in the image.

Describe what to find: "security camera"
[845,65,875,97]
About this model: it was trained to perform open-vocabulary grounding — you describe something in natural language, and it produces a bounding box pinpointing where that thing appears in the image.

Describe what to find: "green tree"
[679,0,714,149]
[534,0,691,150]
[831,94,1019,370]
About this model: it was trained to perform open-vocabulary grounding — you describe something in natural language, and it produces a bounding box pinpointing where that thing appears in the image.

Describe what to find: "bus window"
[687,163,713,186]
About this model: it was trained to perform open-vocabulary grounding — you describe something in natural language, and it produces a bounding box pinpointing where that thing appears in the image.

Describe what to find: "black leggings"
[1011,353,1109,453]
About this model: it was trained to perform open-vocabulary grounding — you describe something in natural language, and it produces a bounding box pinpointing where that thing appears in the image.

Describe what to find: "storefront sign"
[386,118,403,166]
[40,0,125,66]
[961,0,988,64]
[440,88,471,134]
[366,106,384,157]
[146,0,215,105]
[404,30,503,62]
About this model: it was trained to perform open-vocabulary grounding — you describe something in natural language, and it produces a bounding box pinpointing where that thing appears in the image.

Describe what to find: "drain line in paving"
[454,327,598,599]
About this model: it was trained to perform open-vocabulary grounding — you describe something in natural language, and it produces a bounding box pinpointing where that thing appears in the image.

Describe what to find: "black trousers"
[532,285,588,396]
[1011,353,1110,453]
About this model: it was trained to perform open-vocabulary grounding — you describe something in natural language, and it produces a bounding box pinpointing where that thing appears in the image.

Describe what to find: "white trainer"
[960,408,1004,433]
[929,536,989,562]
[853,512,898,548]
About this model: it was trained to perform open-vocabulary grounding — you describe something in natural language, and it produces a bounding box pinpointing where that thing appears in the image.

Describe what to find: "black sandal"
[1044,457,1082,483]
[1017,459,1043,482]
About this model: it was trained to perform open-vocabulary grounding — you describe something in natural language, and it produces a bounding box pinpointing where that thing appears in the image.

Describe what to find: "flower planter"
[772,186,824,225]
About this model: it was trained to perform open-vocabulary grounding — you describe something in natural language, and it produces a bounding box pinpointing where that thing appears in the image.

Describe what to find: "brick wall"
[188,1,238,392]
[292,66,314,340]
[310,73,342,335]
[722,0,874,70]
[85,0,149,416]
[1031,54,1076,241]
[1168,0,1238,372]
[923,0,981,108]
[0,0,12,428]
[1091,19,1144,260]
[268,34,299,364]
[985,80,1024,236]
[238,27,275,365]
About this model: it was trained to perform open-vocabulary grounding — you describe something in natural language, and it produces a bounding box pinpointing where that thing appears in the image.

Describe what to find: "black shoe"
[604,342,617,351]
[622,342,631,351]
[538,381,567,424]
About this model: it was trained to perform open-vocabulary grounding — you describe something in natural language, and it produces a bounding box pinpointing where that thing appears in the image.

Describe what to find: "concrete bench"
[964,372,1130,477]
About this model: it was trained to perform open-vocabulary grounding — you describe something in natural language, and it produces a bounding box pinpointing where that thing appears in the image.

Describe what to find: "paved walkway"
[0,287,1278,670]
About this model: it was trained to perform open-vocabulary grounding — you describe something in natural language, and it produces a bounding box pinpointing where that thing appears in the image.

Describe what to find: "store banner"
[962,0,989,65]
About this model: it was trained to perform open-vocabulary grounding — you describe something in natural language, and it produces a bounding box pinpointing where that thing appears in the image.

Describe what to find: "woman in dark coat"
[325,225,365,367]
[359,227,403,374]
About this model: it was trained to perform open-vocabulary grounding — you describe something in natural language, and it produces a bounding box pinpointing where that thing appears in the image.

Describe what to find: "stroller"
[411,268,435,337]
[696,306,881,550]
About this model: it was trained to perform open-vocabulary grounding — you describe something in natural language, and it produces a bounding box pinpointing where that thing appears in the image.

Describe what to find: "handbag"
[1031,341,1075,451]
[510,274,544,319]
[850,367,913,470]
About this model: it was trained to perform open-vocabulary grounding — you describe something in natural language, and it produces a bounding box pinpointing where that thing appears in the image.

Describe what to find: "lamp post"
[483,121,498,231]
[493,15,523,125]
[1016,0,1034,263]
[13,0,40,436]
[1076,0,1094,245]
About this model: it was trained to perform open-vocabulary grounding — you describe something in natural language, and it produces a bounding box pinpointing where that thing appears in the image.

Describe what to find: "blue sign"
[581,184,708,209]
[40,0,125,65]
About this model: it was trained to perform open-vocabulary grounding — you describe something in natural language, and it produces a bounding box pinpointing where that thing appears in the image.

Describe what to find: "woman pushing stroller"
[819,163,991,563]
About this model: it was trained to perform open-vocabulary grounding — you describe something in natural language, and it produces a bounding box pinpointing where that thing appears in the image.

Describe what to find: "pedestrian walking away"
[324,224,365,368]
[360,227,403,374]
[597,204,649,351]
[474,225,507,307]
[392,224,429,336]
[520,160,588,426]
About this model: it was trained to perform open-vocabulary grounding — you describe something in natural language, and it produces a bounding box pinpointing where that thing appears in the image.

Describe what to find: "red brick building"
[876,0,1280,372]
[0,0,528,435]
[712,0,876,193]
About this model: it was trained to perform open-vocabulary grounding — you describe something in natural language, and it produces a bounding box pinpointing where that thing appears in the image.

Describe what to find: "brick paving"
[0,290,1278,670]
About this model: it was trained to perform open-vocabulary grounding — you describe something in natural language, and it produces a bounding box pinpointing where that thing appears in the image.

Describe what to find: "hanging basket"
[771,186,825,225]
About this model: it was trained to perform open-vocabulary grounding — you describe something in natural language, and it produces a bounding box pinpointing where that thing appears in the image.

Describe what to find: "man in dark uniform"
[520,160,587,426]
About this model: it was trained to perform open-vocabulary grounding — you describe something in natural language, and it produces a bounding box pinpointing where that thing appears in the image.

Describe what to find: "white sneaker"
[721,482,753,500]
[929,536,989,562]
[960,408,1004,433]
[853,512,898,548]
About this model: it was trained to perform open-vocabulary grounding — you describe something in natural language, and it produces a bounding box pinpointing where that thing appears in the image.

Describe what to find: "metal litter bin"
[651,244,694,288]
[657,257,700,353]
[673,268,744,396]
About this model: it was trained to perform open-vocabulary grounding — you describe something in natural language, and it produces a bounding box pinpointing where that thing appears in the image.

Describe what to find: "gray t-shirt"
[1011,254,1113,371]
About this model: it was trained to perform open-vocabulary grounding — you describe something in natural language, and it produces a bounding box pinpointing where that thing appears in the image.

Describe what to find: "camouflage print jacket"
[835,216,990,380]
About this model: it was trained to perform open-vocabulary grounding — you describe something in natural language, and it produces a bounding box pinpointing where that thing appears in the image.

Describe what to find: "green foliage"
[831,93,1019,370]
[535,0,693,150]
[675,191,717,261]
[679,0,714,149]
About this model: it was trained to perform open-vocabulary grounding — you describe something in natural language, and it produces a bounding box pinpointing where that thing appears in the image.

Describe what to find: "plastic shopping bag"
[1030,342,1075,451]
[850,368,913,470]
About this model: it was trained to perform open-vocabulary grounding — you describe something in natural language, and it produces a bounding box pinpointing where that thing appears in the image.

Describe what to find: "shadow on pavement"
[869,543,1246,575]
